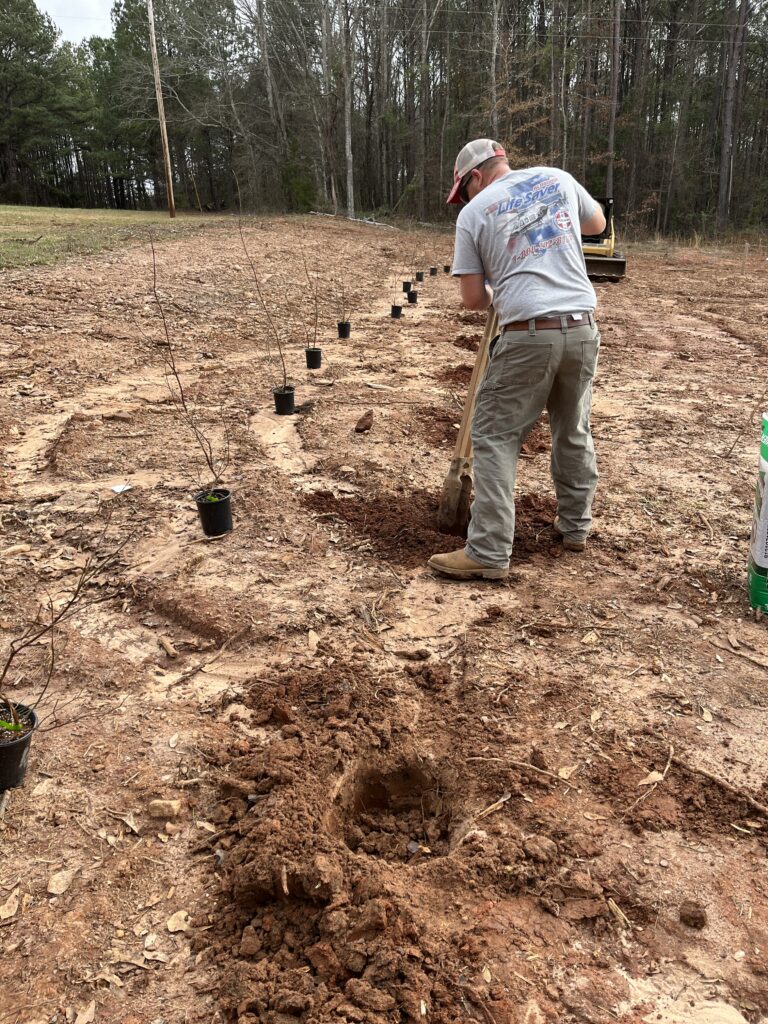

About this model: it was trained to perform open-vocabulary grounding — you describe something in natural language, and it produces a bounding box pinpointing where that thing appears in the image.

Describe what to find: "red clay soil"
[436,363,474,387]
[303,488,558,568]
[3,220,768,1024]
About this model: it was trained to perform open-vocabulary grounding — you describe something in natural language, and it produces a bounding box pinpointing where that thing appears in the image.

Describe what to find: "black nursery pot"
[402,280,412,293]
[0,702,38,791]
[429,266,437,276]
[273,385,295,415]
[391,304,403,318]
[415,271,425,283]
[305,347,322,369]
[443,264,451,273]
[195,487,233,537]
[407,290,418,304]
[337,321,351,339]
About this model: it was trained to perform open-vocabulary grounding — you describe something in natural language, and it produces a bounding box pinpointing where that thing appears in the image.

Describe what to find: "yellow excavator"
[582,198,626,280]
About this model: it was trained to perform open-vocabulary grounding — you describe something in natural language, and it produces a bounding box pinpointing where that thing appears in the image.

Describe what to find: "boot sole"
[553,522,587,552]
[428,558,509,580]
[562,539,586,552]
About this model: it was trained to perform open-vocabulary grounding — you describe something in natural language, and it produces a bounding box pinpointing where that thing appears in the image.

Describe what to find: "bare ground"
[1,216,767,1024]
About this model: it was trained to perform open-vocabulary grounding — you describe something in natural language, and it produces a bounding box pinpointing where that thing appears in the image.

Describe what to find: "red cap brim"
[446,179,464,205]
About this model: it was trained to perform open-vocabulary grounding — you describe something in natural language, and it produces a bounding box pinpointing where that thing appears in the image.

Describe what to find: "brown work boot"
[553,518,587,552]
[428,549,509,580]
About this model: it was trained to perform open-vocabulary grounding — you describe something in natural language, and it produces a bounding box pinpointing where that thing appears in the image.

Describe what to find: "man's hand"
[459,274,493,310]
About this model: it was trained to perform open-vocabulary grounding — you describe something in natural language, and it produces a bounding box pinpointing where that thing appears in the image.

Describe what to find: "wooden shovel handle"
[452,308,498,461]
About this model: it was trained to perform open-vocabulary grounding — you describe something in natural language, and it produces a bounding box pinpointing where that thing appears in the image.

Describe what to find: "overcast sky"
[37,0,114,44]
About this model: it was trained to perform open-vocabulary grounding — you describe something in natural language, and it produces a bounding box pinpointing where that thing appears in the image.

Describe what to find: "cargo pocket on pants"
[482,336,553,393]
[579,331,601,382]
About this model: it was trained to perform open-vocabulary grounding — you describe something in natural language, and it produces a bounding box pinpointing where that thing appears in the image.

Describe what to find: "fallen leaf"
[581,630,600,645]
[733,949,746,961]
[120,812,140,835]
[590,709,602,725]
[637,770,664,787]
[168,733,178,749]
[90,971,123,988]
[557,765,579,780]
[113,957,150,972]
[74,1001,96,1024]
[167,910,191,933]
[702,707,713,722]
[143,950,170,963]
[47,867,78,896]
[482,966,492,983]
[307,629,319,655]
[0,888,19,920]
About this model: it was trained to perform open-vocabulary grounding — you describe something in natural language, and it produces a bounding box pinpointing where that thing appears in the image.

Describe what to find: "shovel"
[436,308,499,534]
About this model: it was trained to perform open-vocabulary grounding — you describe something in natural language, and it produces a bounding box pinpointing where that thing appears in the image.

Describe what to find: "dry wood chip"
[166,910,191,933]
[0,888,20,920]
[74,1001,96,1024]
[637,770,665,787]
[475,791,512,820]
[47,867,78,896]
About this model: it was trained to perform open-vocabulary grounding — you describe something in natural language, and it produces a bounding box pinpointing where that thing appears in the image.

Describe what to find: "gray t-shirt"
[452,166,599,323]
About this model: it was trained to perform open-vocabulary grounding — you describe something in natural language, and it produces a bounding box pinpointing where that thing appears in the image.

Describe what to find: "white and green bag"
[748,412,768,611]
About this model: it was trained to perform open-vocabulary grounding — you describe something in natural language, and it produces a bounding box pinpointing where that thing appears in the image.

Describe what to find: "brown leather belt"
[501,313,594,332]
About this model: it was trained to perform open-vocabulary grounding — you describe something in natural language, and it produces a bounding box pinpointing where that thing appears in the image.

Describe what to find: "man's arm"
[459,274,493,310]
[580,204,606,236]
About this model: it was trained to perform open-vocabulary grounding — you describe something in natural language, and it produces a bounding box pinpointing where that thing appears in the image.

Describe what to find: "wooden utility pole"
[147,0,176,218]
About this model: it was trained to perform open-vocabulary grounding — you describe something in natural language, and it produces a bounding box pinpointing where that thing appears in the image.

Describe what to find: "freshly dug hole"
[337,763,453,862]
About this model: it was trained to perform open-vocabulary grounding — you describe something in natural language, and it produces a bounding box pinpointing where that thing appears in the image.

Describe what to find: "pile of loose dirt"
[303,487,464,566]
[303,487,557,567]
[452,332,480,352]
[410,405,459,446]
[436,363,473,387]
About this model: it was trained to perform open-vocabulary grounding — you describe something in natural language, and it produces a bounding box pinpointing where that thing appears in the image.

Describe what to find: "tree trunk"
[605,0,621,196]
[717,0,749,232]
[490,0,499,138]
[343,0,355,219]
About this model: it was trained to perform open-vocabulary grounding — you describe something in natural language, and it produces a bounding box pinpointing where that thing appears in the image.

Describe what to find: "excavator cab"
[582,197,626,280]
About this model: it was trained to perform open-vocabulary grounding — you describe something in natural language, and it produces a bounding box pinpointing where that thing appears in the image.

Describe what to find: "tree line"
[1,0,765,233]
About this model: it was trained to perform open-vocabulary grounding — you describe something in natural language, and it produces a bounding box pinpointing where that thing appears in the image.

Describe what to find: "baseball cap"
[446,139,507,205]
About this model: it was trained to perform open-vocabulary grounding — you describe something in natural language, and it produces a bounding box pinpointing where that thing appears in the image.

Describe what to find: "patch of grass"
[0,206,208,270]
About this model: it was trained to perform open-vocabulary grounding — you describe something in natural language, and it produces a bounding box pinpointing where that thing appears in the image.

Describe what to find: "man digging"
[429,139,607,581]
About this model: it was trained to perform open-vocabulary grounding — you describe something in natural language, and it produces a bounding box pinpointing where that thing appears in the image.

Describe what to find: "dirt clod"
[355,410,374,433]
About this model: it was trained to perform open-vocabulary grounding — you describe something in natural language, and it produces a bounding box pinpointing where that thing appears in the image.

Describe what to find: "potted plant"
[301,245,322,369]
[0,534,124,791]
[149,241,234,535]
[443,263,451,274]
[429,266,437,276]
[407,288,418,304]
[337,278,351,338]
[235,214,295,415]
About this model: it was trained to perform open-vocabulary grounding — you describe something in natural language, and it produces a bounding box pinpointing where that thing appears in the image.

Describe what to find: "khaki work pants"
[465,319,600,568]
